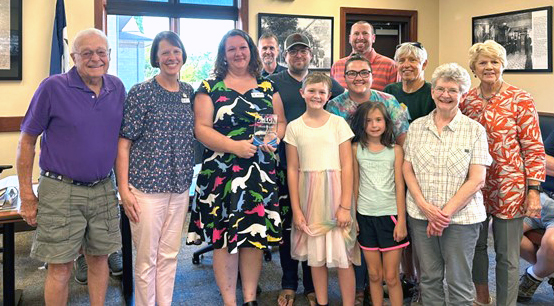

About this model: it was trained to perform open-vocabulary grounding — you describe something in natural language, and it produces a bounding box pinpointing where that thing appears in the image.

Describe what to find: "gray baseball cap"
[284,33,312,50]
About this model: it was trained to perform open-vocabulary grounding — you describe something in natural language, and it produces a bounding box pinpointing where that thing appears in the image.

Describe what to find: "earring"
[223,59,227,66]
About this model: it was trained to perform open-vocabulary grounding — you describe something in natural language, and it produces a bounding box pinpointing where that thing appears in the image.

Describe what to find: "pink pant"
[129,186,190,306]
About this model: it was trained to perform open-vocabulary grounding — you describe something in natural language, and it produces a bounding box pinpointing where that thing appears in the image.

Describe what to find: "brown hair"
[350,101,395,148]
[302,72,332,90]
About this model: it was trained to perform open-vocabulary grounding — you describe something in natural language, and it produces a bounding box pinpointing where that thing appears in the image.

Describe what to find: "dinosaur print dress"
[187,77,282,254]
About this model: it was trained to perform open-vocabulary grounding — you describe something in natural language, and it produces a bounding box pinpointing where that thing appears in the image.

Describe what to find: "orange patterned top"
[460,85,545,219]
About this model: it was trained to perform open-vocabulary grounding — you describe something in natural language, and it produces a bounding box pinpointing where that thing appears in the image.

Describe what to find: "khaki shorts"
[30,176,122,264]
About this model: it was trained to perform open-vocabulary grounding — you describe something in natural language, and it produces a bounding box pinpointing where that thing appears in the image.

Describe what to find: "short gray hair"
[431,63,471,94]
[72,28,109,53]
[394,42,427,64]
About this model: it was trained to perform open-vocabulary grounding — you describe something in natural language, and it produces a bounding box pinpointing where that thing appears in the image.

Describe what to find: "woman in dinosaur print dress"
[187,29,286,306]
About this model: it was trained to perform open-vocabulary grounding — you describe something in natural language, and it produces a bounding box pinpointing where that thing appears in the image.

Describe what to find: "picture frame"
[472,6,552,73]
[0,0,22,80]
[258,13,334,71]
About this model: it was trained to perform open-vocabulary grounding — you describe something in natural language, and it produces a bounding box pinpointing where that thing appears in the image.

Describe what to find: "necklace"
[479,81,503,101]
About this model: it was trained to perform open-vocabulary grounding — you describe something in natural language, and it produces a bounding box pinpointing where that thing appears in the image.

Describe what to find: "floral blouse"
[120,77,195,194]
[460,85,545,219]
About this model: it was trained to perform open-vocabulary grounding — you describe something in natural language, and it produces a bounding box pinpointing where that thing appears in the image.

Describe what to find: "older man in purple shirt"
[16,28,125,306]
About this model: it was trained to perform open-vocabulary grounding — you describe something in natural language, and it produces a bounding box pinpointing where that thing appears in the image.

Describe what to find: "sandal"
[473,296,494,306]
[278,289,295,306]
[306,292,317,306]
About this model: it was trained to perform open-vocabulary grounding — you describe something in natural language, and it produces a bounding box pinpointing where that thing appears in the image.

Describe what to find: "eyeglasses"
[396,42,423,50]
[434,86,460,96]
[287,48,310,56]
[75,49,110,60]
[345,69,371,79]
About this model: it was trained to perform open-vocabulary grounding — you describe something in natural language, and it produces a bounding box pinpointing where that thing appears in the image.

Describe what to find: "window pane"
[179,18,234,88]
[107,15,169,91]
[179,0,234,6]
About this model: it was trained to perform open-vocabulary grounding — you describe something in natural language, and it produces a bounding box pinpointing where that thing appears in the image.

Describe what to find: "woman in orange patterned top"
[460,40,546,306]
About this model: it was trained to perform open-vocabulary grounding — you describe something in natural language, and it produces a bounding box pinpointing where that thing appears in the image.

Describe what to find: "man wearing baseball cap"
[268,33,344,306]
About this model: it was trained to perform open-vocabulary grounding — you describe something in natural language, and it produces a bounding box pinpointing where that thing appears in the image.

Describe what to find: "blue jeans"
[409,217,480,306]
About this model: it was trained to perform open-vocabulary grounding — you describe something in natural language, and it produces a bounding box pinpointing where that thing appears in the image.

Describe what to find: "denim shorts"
[524,192,554,230]
[30,176,122,264]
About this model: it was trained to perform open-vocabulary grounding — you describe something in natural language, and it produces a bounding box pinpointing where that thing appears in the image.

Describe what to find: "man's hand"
[20,195,39,226]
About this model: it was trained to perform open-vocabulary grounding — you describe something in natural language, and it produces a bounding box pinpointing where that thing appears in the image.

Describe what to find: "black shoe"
[73,254,88,285]
[517,271,542,302]
[108,250,123,276]
[243,301,257,306]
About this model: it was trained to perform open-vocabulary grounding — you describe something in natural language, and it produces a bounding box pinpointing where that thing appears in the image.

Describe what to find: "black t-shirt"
[383,82,435,122]
[542,130,554,192]
[268,70,344,123]
[261,64,287,78]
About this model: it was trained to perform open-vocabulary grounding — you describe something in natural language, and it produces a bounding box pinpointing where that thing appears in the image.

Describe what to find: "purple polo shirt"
[21,67,125,182]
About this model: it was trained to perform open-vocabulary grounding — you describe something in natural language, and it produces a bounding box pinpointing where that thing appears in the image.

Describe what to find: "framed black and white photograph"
[0,0,22,80]
[258,13,333,71]
[472,6,552,73]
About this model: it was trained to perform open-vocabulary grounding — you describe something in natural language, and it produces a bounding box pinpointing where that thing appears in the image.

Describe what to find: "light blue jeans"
[409,217,480,306]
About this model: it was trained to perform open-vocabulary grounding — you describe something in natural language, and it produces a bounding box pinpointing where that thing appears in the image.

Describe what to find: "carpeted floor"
[2,220,553,305]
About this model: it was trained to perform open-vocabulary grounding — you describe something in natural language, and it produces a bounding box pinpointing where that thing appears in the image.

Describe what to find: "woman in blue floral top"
[186,29,286,306]
[115,31,195,306]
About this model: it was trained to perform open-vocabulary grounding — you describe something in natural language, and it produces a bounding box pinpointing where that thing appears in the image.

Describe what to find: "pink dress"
[283,114,361,268]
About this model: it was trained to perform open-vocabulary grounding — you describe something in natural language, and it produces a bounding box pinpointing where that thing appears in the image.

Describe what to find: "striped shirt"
[403,109,492,225]
[330,49,399,91]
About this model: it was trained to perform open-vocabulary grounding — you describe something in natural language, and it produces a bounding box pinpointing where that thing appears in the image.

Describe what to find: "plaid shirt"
[330,49,399,91]
[404,110,492,224]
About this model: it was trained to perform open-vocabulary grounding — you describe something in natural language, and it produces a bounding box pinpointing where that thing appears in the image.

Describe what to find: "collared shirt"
[330,49,399,91]
[326,90,409,139]
[404,110,492,224]
[261,63,287,77]
[460,85,546,219]
[21,67,126,182]
[120,77,195,194]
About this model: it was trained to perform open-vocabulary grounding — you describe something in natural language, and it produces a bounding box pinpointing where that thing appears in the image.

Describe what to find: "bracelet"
[339,205,351,211]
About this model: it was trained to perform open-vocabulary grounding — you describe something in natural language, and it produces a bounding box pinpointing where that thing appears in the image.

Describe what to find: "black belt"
[41,170,112,187]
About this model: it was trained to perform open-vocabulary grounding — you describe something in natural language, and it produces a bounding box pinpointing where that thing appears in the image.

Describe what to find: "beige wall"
[0,0,94,177]
[439,0,554,112]
[249,0,440,79]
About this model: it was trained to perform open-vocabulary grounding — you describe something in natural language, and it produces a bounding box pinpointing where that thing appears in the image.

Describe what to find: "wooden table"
[0,208,135,306]
[0,209,25,306]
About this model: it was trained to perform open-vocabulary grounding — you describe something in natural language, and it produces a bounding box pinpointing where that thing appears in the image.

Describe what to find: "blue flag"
[50,0,69,75]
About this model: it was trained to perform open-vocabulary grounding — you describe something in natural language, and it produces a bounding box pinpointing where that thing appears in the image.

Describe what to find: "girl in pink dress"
[284,73,360,306]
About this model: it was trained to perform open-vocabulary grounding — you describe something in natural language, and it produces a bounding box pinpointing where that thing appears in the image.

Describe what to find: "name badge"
[251,91,264,98]
[182,93,190,103]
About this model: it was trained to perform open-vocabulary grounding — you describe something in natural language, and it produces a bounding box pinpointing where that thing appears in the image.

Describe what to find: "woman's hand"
[258,138,279,154]
[393,220,407,242]
[120,189,141,223]
[525,190,541,218]
[233,138,257,159]
[420,202,451,228]
[336,205,352,228]
[426,222,444,237]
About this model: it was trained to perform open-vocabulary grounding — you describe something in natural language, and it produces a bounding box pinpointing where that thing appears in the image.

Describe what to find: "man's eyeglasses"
[396,42,423,50]
[345,69,371,79]
[287,48,310,56]
[434,86,460,96]
[75,49,110,60]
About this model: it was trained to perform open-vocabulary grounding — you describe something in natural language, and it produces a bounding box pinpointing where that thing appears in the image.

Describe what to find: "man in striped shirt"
[331,21,399,91]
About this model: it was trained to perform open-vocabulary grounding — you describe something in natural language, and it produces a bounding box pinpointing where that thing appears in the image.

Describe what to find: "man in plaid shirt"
[331,21,399,91]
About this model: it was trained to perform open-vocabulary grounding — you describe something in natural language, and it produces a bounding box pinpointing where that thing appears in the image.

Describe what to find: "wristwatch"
[528,185,542,193]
